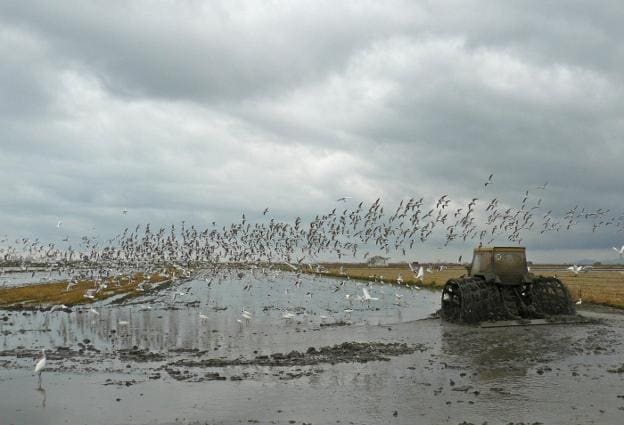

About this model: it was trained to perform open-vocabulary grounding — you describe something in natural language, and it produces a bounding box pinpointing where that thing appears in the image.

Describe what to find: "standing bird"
[35,349,46,389]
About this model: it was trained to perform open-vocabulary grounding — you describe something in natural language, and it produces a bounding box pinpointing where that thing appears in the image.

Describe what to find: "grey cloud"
[1,1,623,262]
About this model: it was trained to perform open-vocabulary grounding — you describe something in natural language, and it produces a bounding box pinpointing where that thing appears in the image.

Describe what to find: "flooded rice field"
[1,270,623,425]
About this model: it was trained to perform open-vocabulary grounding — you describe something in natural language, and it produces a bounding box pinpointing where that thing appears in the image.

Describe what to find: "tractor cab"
[468,247,530,286]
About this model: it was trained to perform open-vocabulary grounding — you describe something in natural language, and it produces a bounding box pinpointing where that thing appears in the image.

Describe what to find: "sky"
[1,1,623,263]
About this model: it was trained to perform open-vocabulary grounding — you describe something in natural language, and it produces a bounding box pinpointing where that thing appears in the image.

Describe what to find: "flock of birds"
[1,176,624,386]
[2,177,624,279]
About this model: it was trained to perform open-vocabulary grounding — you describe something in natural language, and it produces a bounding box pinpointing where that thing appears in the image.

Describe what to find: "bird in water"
[34,349,46,389]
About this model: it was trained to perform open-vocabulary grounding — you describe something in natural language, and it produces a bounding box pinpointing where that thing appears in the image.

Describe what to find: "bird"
[362,287,378,301]
[263,208,269,215]
[415,266,424,282]
[567,265,584,275]
[613,245,624,257]
[89,307,99,315]
[56,220,62,229]
[34,349,46,389]
[336,197,352,202]
[484,174,494,187]
[122,209,128,215]
[282,311,296,320]
[241,310,252,324]
[199,313,209,321]
[49,304,68,313]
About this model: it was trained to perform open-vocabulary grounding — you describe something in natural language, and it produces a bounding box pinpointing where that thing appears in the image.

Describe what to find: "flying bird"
[613,245,624,257]
[415,266,424,282]
[566,265,585,275]
[336,197,352,202]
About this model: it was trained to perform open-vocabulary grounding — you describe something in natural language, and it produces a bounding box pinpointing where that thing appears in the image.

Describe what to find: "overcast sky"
[1,1,623,262]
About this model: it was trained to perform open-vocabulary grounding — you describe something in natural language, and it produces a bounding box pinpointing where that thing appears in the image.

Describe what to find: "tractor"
[441,246,575,323]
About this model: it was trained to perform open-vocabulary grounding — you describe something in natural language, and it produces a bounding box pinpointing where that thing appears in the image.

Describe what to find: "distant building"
[368,256,388,267]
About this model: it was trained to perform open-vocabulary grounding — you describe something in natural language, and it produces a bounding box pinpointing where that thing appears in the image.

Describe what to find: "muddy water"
[1,272,623,425]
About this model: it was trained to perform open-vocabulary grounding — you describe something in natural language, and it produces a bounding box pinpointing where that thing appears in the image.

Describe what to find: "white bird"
[613,245,624,257]
[49,304,68,313]
[336,196,352,202]
[118,320,129,326]
[241,310,252,324]
[89,307,99,315]
[362,287,378,301]
[56,220,62,229]
[282,311,296,320]
[415,266,424,282]
[34,349,46,388]
[199,313,209,321]
[567,265,584,275]
[83,288,96,299]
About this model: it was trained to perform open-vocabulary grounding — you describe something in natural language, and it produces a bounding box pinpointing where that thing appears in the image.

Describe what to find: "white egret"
[34,349,46,388]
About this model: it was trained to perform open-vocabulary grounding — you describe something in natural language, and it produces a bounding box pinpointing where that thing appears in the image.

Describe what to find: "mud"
[1,272,623,424]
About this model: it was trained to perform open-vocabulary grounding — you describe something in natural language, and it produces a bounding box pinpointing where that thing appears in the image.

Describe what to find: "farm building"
[368,256,388,267]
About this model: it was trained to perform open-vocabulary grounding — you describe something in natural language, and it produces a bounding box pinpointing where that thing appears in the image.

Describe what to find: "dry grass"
[0,272,171,309]
[321,264,465,288]
[556,270,624,308]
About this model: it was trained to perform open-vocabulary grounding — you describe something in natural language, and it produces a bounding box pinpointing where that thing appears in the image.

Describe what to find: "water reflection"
[35,387,46,408]
[1,271,440,356]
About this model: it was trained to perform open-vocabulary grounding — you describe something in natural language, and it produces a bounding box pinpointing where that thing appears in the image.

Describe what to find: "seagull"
[83,288,96,299]
[567,265,584,275]
[537,181,549,190]
[89,307,99,315]
[282,311,296,320]
[122,209,128,215]
[199,313,209,321]
[34,349,46,389]
[415,266,424,282]
[49,304,68,313]
[484,174,494,187]
[336,196,352,202]
[241,310,252,324]
[56,220,62,229]
[613,245,624,257]
[263,208,269,215]
[118,320,129,326]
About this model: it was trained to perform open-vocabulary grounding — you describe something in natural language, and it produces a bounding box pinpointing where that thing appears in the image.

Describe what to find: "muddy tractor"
[441,247,575,323]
